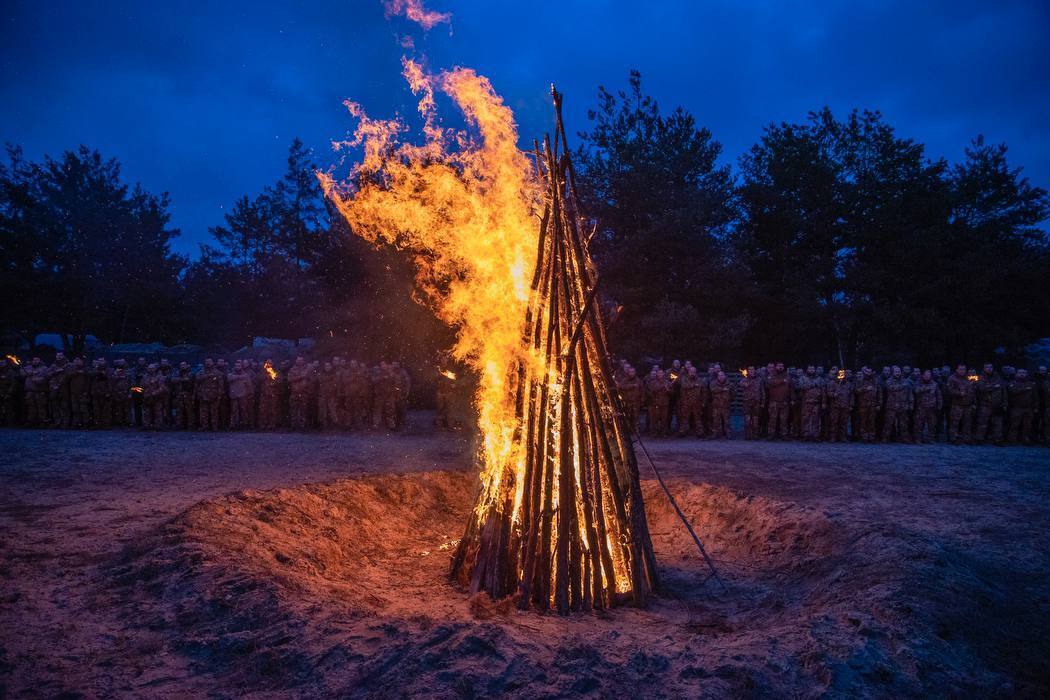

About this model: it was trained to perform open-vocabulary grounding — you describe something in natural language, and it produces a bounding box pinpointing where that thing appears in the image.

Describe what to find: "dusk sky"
[2,0,1048,257]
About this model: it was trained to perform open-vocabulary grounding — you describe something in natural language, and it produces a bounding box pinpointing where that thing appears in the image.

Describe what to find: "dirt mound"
[104,471,1045,697]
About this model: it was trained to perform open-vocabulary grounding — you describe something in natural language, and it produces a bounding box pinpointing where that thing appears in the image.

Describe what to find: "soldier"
[936,365,951,440]
[141,363,168,429]
[435,368,456,431]
[974,363,1006,445]
[945,365,976,444]
[881,366,913,443]
[739,367,764,440]
[667,359,683,430]
[130,357,148,426]
[158,359,173,425]
[371,362,397,430]
[765,363,791,440]
[826,369,853,443]
[226,360,254,430]
[676,367,704,437]
[170,362,195,430]
[110,360,133,427]
[392,361,411,429]
[47,352,72,428]
[798,366,824,441]
[334,357,351,429]
[195,358,224,431]
[644,368,672,436]
[1006,369,1036,445]
[708,371,732,438]
[67,357,91,428]
[912,370,942,444]
[257,360,282,430]
[348,360,371,430]
[287,356,312,430]
[216,359,231,430]
[1034,365,1047,444]
[318,361,341,430]
[616,365,644,434]
[853,367,881,443]
[22,357,50,426]
[0,356,21,425]
[89,359,112,428]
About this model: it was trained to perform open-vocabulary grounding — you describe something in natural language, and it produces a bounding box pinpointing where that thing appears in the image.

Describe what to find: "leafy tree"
[0,145,185,354]
[575,70,743,361]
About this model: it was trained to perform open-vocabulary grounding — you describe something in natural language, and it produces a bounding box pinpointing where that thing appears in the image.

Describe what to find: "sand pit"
[91,469,1038,697]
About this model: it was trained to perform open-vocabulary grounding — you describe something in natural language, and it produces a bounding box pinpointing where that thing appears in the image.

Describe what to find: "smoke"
[382,0,451,31]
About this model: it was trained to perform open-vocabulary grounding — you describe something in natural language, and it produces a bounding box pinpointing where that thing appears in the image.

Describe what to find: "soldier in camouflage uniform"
[435,368,456,431]
[67,357,91,428]
[287,357,312,431]
[22,357,49,426]
[227,360,254,430]
[765,363,791,440]
[616,365,644,434]
[371,362,397,431]
[644,367,672,436]
[195,358,224,431]
[1006,369,1036,445]
[348,360,371,430]
[215,359,230,431]
[1,356,22,425]
[318,361,341,429]
[853,367,881,443]
[393,361,411,430]
[945,365,976,444]
[798,366,824,441]
[708,371,732,439]
[974,363,1005,445]
[826,370,853,443]
[47,352,71,428]
[89,359,112,428]
[676,367,704,437]
[257,360,282,430]
[881,366,913,443]
[142,363,169,429]
[170,362,195,430]
[739,367,764,440]
[912,370,942,444]
[109,360,132,427]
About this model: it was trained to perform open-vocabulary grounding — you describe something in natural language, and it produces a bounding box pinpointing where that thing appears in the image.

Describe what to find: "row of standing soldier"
[614,360,1050,446]
[0,353,416,432]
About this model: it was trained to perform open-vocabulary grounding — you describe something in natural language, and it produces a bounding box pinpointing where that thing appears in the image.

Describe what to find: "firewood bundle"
[450,88,659,614]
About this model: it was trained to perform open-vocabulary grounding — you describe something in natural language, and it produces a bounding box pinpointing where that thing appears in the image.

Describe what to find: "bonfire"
[321,65,657,613]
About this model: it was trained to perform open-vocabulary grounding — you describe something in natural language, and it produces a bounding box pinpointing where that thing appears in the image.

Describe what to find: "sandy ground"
[1,412,1049,698]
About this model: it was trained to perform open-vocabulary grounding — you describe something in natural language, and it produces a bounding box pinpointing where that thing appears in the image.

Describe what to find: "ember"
[322,70,657,612]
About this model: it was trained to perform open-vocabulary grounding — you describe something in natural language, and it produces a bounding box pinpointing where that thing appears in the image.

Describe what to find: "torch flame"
[265,363,278,381]
[321,59,541,517]
[837,370,846,380]
[440,369,457,380]
[740,368,748,378]
[967,375,980,382]
[130,386,143,394]
[5,354,19,366]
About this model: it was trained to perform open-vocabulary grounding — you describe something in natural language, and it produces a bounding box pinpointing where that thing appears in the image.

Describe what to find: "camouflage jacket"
[913,380,941,410]
[975,373,1005,409]
[1006,378,1036,411]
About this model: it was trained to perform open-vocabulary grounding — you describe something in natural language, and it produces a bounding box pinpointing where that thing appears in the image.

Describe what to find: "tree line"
[2,71,1048,368]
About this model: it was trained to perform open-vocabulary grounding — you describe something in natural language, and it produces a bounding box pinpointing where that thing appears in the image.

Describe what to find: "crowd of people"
[3,352,1049,447]
[614,360,1050,446]
[0,353,459,432]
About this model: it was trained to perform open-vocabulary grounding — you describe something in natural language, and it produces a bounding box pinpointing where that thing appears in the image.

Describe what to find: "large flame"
[320,60,541,518]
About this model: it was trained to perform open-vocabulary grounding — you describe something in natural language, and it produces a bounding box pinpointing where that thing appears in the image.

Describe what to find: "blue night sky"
[2,1,1048,257]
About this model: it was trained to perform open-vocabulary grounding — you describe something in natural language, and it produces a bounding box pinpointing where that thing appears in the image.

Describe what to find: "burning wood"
[321,69,657,613]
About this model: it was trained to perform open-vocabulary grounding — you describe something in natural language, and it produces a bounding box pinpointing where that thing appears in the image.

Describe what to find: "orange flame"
[130,386,143,394]
[5,354,19,366]
[967,375,980,382]
[321,60,541,518]
[837,370,846,380]
[740,368,748,378]
[440,369,457,380]
[265,363,278,381]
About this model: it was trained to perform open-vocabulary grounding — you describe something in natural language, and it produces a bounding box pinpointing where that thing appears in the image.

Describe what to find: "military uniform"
[974,372,1005,444]
[90,362,112,428]
[739,374,764,440]
[911,378,942,443]
[435,372,455,430]
[853,374,881,443]
[708,377,732,438]
[196,365,224,431]
[798,374,824,440]
[881,377,913,443]
[644,373,672,436]
[227,368,254,429]
[765,370,792,439]
[318,366,341,429]
[47,357,71,428]
[826,377,853,442]
[287,362,312,430]
[0,360,20,425]
[394,365,411,429]
[22,362,49,426]
[142,368,169,429]
[67,361,91,428]
[109,367,132,426]
[1006,376,1036,444]
[616,373,643,434]
[371,366,397,430]
[171,369,196,430]
[675,373,704,437]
